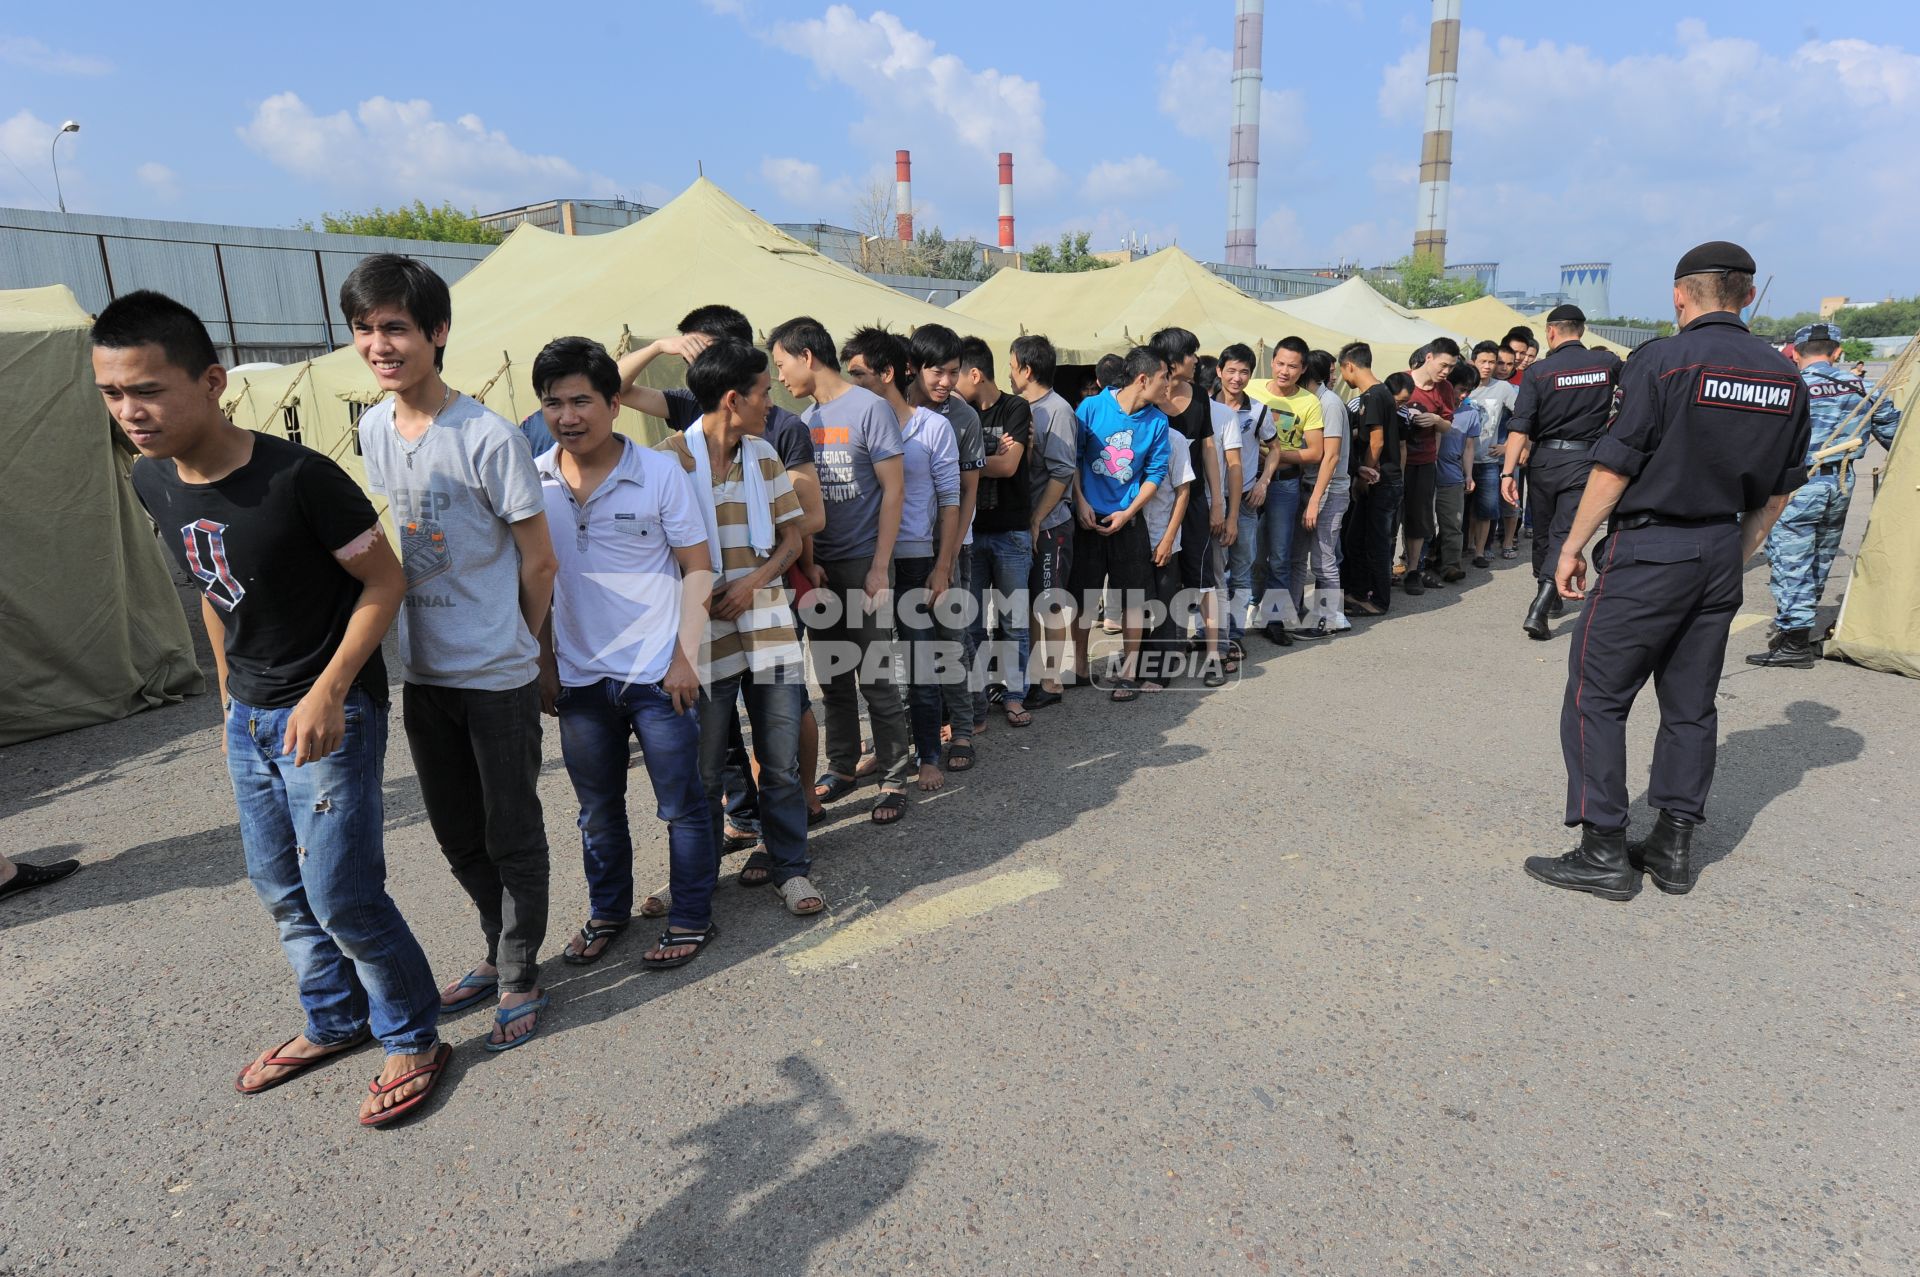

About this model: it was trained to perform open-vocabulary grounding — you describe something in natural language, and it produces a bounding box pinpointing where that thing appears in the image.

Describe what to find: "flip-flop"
[642,922,720,970]
[360,1042,453,1127]
[483,995,549,1053]
[813,772,865,803]
[0,858,79,900]
[1108,679,1141,703]
[439,968,498,1014]
[234,1026,372,1095]
[1004,703,1032,727]
[561,919,629,966]
[1024,687,1063,709]
[806,806,829,828]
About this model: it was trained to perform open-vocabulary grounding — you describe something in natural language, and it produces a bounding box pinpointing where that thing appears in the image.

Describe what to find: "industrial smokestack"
[1225,0,1263,268]
[895,149,914,242]
[1412,0,1461,266]
[997,152,1015,250]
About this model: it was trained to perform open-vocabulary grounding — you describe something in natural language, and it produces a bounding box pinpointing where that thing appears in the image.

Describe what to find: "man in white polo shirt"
[532,337,720,972]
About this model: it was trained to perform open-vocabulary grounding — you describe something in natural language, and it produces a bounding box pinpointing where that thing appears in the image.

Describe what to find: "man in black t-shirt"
[1337,342,1404,616]
[1151,328,1223,619]
[95,291,446,1129]
[957,337,1035,724]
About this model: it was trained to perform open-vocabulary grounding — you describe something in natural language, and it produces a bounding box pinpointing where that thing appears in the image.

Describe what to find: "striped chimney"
[997,152,1015,249]
[1412,0,1461,265]
[895,149,914,242]
[1225,0,1263,268]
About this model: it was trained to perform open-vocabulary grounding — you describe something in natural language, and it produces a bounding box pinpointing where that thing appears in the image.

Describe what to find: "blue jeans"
[700,672,810,885]
[1255,477,1301,620]
[1227,477,1301,632]
[968,530,1032,703]
[556,678,715,932]
[227,689,439,1056]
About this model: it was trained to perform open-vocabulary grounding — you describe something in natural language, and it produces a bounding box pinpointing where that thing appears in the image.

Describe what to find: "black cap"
[1545,304,1585,325]
[1674,240,1756,280]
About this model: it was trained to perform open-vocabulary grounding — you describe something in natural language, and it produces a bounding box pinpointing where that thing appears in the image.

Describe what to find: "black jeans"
[1345,472,1404,612]
[402,680,550,993]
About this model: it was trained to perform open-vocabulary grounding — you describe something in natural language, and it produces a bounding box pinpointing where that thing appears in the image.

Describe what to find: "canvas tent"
[1271,277,1466,351]
[950,247,1411,372]
[1826,358,1920,678]
[1415,294,1629,358]
[220,178,1024,500]
[0,285,204,746]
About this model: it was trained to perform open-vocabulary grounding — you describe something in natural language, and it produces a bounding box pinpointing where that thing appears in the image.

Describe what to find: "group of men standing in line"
[72,236,1898,1128]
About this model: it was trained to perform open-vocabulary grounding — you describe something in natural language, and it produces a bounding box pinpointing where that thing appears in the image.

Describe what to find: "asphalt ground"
[2,488,1915,1276]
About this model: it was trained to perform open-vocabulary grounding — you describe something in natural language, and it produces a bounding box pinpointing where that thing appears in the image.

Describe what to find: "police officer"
[1746,321,1901,668]
[1500,305,1622,639]
[1524,242,1812,901]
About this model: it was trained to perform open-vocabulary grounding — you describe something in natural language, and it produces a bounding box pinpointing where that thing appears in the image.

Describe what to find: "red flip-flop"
[233,1027,371,1095]
[359,1042,453,1128]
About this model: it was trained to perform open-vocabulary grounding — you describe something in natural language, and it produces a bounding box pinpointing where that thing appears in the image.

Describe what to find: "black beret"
[1546,304,1585,325]
[1674,240,1756,279]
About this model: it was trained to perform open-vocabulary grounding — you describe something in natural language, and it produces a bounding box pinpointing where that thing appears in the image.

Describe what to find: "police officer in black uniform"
[1501,305,1623,639]
[1524,242,1812,901]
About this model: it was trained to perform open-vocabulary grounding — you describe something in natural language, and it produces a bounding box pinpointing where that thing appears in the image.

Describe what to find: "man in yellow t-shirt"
[1241,337,1325,643]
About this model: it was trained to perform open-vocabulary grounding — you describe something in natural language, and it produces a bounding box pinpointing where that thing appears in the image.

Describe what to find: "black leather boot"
[1745,627,1815,668]
[1629,810,1698,894]
[1523,826,1640,900]
[1548,591,1566,617]
[1522,579,1557,640]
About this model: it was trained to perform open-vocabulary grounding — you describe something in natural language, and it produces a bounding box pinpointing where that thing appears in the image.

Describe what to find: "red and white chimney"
[997,152,1015,249]
[895,149,914,242]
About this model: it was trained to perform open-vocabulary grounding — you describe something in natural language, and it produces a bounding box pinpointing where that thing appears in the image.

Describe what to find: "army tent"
[1827,353,1920,678]
[1414,294,1628,358]
[950,248,1407,372]
[0,285,204,745]
[1270,277,1466,352]
[220,178,1024,500]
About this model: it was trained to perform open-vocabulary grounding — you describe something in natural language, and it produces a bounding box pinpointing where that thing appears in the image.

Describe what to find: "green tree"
[909,227,993,281]
[1840,338,1876,362]
[1025,231,1113,273]
[1370,254,1485,309]
[299,200,503,244]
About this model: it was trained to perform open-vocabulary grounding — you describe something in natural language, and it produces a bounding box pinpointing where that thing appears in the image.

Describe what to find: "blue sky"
[5,2,1919,320]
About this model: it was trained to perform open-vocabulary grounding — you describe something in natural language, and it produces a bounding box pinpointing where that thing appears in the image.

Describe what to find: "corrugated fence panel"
[218,245,332,348]
[0,228,112,311]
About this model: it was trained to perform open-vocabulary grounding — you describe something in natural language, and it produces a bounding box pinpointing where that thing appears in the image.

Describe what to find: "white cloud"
[135,162,179,202]
[701,0,747,13]
[0,35,110,76]
[1257,206,1310,265]
[0,110,64,208]
[768,6,1061,192]
[238,92,614,211]
[759,155,857,210]
[1083,156,1174,203]
[1157,39,1307,155]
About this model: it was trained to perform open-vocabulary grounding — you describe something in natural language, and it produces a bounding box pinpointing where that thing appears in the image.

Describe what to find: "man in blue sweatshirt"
[1070,346,1173,700]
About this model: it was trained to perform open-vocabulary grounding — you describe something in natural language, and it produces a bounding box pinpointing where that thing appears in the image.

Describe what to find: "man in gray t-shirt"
[803,382,906,562]
[1006,337,1079,703]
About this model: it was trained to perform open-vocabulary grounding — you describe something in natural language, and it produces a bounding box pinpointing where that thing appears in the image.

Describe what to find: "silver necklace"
[399,385,455,468]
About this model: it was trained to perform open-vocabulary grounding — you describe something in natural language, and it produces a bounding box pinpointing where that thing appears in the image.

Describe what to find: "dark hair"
[1194,355,1221,399]
[1122,345,1165,386]
[1095,353,1127,388]
[677,303,753,344]
[1273,335,1311,362]
[1471,340,1501,358]
[1525,338,1540,353]
[1800,336,1842,359]
[1009,334,1056,387]
[1384,371,1415,398]
[957,335,995,380]
[90,289,220,376]
[533,336,621,402]
[1502,326,1535,348]
[339,253,452,370]
[1148,326,1200,368]
[908,322,964,372]
[1337,341,1373,371]
[840,326,908,391]
[1218,342,1257,370]
[1427,336,1461,358]
[1305,349,1336,387]
[686,339,768,413]
[1448,361,1481,393]
[767,315,839,371]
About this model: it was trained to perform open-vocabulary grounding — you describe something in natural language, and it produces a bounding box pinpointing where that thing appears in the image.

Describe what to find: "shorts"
[1402,462,1437,541]
[1029,521,1073,599]
[1471,462,1501,523]
[1069,515,1152,598]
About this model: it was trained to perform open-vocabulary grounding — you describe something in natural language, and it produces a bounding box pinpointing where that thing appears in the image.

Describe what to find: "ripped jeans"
[227,688,440,1056]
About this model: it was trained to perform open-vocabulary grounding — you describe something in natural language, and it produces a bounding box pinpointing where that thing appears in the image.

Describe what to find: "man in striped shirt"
[656,341,821,916]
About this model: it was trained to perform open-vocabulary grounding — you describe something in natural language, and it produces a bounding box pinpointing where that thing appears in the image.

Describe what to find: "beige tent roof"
[950,247,1414,371]
[1271,277,1466,350]
[1,285,204,745]
[221,178,1025,494]
[1414,294,1630,358]
[1827,352,1920,678]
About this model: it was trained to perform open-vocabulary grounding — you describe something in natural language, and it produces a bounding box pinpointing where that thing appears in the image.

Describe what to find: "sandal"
[813,772,864,803]
[871,790,908,825]
[738,851,775,888]
[722,826,759,854]
[1221,640,1243,674]
[1108,679,1141,702]
[359,1041,453,1128]
[640,887,671,918]
[807,806,828,828]
[234,1026,371,1095]
[642,922,720,970]
[1004,702,1032,728]
[945,740,975,772]
[777,875,826,916]
[560,918,629,965]
[439,967,499,1014]
[484,995,549,1053]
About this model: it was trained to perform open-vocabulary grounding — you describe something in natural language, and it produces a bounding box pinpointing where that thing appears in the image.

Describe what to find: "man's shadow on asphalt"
[1627,699,1864,871]
[531,1054,931,1277]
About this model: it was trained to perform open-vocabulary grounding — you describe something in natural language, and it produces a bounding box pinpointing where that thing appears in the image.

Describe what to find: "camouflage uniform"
[1761,359,1901,630]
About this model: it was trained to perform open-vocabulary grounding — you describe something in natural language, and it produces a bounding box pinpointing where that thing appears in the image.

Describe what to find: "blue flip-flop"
[483,995,548,1053]
[440,968,498,1015]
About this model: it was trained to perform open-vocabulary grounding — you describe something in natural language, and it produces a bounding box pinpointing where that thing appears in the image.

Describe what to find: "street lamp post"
[52,120,79,214]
